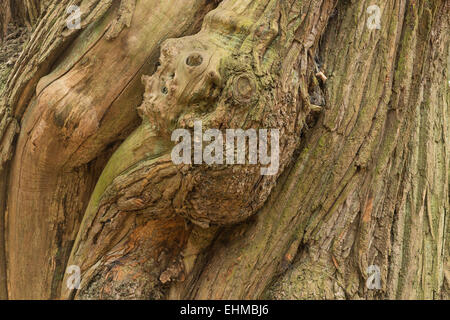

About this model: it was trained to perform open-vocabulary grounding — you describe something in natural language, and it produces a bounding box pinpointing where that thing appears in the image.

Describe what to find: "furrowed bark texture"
[1,0,119,299]
[1,0,218,299]
[62,0,338,300]
[1,1,45,41]
[0,0,448,300]
[180,0,448,300]
[268,0,449,299]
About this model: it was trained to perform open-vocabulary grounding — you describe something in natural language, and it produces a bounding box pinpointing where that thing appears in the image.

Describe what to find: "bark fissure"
[2,0,219,299]
[0,0,447,300]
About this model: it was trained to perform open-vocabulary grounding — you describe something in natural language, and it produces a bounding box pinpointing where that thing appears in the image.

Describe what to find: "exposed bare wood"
[0,0,447,300]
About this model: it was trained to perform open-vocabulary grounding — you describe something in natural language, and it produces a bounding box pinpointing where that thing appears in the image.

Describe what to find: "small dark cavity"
[186,53,203,67]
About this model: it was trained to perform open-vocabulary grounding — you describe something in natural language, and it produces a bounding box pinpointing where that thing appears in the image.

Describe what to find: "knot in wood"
[232,73,257,105]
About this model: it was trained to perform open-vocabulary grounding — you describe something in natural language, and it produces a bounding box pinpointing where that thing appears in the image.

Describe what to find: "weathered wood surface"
[0,0,448,300]
[2,0,216,299]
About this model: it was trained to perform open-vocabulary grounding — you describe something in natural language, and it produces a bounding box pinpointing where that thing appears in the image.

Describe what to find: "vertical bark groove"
[2,0,218,299]
[0,0,447,300]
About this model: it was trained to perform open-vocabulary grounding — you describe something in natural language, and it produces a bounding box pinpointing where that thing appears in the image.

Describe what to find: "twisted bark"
[0,0,448,300]
[2,0,217,299]
[63,0,338,299]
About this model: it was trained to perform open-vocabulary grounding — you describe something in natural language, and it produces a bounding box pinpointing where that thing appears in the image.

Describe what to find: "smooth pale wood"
[5,0,214,299]
[63,0,338,299]
[1,0,447,300]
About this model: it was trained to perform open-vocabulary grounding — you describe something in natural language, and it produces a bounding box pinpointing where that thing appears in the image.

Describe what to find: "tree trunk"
[1,1,47,41]
[0,0,448,300]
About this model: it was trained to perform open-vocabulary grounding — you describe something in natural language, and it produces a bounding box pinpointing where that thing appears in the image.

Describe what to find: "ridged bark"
[0,0,448,300]
[61,0,337,300]
[1,0,217,299]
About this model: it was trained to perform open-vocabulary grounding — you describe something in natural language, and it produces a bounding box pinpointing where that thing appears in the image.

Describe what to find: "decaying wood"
[0,0,448,300]
[184,0,449,300]
[63,0,337,299]
[2,0,218,299]
[267,0,449,300]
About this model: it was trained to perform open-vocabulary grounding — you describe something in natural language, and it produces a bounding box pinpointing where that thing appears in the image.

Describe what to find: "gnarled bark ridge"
[2,0,217,299]
[63,0,337,299]
[0,0,448,300]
